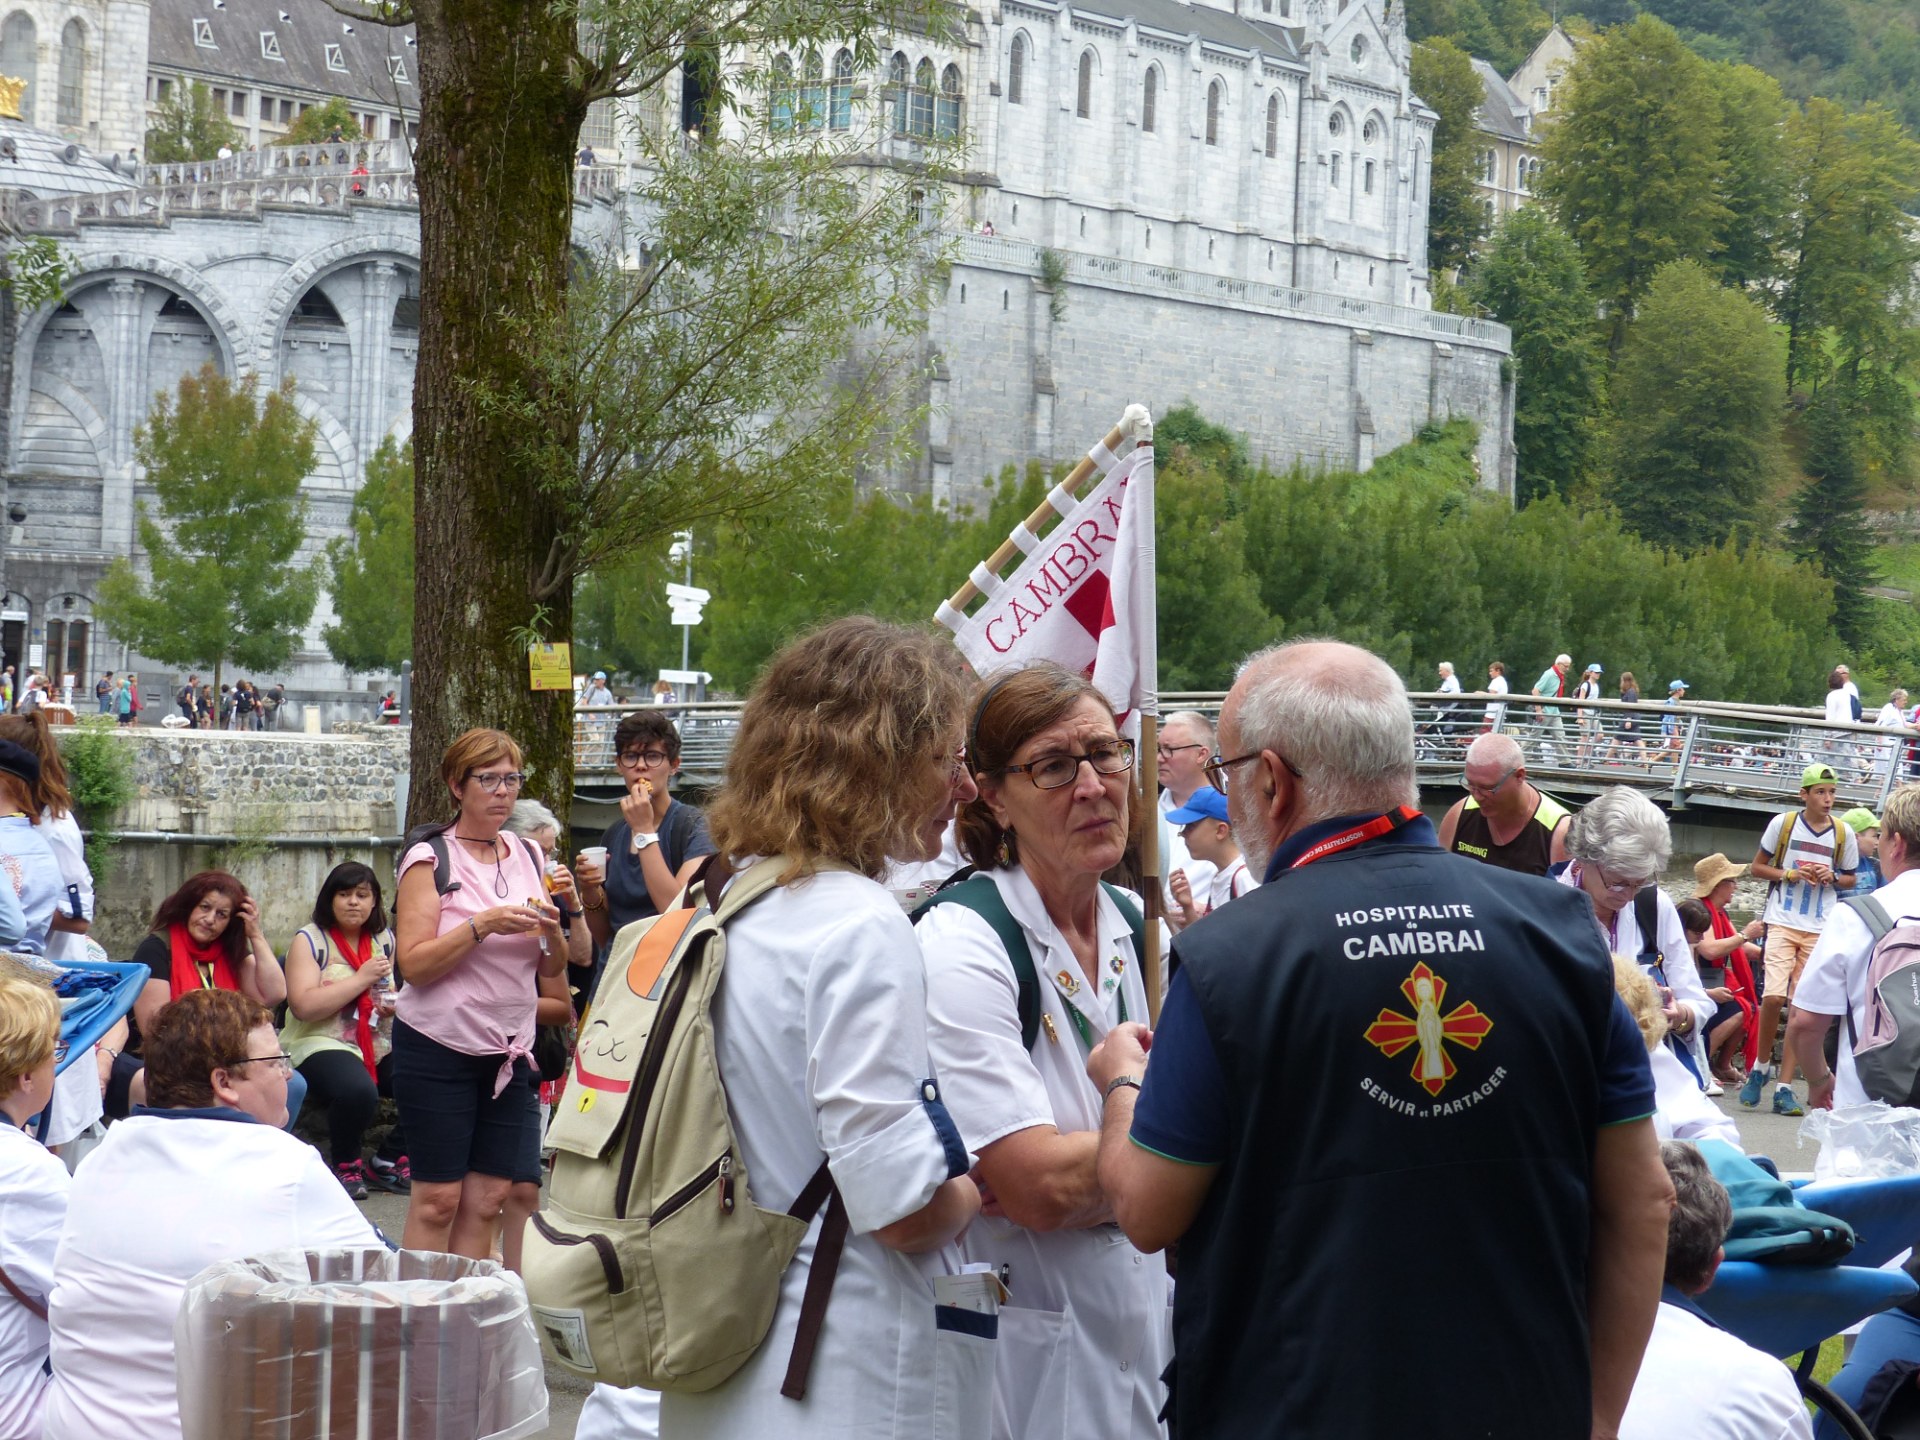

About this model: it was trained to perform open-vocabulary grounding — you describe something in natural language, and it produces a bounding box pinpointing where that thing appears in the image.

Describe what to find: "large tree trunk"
[409,2,585,829]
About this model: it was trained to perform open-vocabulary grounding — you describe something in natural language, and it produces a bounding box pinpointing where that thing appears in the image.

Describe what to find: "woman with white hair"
[1561,788,1716,1087]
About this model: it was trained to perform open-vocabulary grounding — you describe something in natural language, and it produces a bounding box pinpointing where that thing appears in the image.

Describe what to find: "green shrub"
[60,717,136,881]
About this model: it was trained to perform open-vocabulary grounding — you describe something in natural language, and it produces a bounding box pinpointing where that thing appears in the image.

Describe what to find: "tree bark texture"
[409,2,586,828]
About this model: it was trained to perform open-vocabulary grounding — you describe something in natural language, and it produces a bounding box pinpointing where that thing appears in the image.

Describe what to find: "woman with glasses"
[916,662,1170,1440]
[40,989,376,1440]
[578,709,715,950]
[1559,787,1715,1087]
[110,870,290,1122]
[391,728,563,1258]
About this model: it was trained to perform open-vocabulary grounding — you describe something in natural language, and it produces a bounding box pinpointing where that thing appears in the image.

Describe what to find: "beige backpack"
[523,857,847,1397]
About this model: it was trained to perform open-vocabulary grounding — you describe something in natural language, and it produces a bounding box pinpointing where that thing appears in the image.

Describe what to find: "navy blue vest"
[1169,827,1619,1438]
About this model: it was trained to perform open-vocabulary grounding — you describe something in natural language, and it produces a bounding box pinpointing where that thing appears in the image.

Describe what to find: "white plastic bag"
[175,1247,549,1439]
[1800,1101,1920,1180]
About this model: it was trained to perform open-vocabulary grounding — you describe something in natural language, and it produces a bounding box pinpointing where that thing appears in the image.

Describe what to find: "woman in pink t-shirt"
[391,728,564,1257]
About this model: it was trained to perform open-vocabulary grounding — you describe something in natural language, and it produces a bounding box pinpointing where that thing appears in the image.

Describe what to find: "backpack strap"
[1839,894,1899,1050]
[780,1160,847,1401]
[1632,886,1662,967]
[912,876,1041,1050]
[425,828,457,897]
[1769,810,1800,879]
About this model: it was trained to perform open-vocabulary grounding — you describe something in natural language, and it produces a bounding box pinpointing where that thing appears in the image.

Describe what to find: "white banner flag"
[942,446,1157,729]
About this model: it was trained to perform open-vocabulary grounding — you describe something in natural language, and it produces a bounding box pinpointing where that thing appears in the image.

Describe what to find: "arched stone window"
[1008,34,1025,106]
[769,52,794,134]
[1142,65,1157,134]
[1331,152,1342,187]
[1205,80,1221,146]
[1,12,35,121]
[1364,158,1376,193]
[57,19,84,128]
[911,58,935,137]
[936,63,962,139]
[888,51,911,135]
[799,49,825,131]
[1076,49,1093,119]
[829,47,853,129]
[1265,93,1280,157]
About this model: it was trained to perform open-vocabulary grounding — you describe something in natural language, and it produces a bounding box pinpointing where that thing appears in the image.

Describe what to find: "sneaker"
[368,1155,411,1194]
[334,1159,369,1201]
[1704,1079,1725,1097]
[1773,1085,1806,1118]
[1738,1068,1769,1109]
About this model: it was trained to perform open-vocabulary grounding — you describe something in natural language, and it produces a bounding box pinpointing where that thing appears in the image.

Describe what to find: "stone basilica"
[0,0,1509,693]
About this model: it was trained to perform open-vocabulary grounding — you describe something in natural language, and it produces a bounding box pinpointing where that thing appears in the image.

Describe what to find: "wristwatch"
[632,832,660,853]
[1103,1074,1144,1101]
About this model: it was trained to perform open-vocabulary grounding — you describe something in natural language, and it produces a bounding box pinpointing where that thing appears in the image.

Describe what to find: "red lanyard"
[1288,806,1424,869]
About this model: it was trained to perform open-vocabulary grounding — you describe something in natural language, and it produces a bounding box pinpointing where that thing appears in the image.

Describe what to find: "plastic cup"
[578,846,608,869]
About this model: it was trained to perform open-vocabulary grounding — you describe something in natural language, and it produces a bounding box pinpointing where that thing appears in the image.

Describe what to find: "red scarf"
[327,927,379,1082]
[167,924,239,1002]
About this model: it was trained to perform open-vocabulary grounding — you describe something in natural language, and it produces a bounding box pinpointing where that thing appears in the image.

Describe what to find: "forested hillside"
[1407,0,1919,133]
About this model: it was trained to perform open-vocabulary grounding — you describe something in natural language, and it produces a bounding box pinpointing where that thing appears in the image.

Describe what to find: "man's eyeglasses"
[224,1051,295,1076]
[1205,747,1302,789]
[995,740,1134,790]
[1157,742,1207,761]
[1461,766,1519,797]
[616,749,672,768]
[51,1042,69,1066]
[468,771,527,794]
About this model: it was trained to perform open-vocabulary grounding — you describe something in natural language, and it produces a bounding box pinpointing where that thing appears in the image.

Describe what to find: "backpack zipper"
[649,1151,733,1225]
[530,1214,624,1294]
[614,958,697,1218]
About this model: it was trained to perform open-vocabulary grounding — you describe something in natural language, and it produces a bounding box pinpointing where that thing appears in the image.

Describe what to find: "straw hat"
[1693,853,1748,898]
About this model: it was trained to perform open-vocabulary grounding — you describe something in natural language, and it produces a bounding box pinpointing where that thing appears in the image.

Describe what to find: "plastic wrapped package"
[175,1247,550,1440]
[1800,1101,1920,1181]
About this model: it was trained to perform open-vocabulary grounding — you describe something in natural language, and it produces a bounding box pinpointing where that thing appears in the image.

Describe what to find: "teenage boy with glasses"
[576,709,716,950]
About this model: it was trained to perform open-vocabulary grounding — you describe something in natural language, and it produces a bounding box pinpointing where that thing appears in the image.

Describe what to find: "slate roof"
[1471,58,1529,142]
[150,0,418,111]
[0,115,130,195]
[1023,0,1305,65]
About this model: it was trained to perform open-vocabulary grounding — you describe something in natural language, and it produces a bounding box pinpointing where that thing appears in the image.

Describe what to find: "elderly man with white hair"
[1088,638,1670,1440]
[1437,732,1571,877]
[1157,709,1217,929]
[1561,787,1718,1088]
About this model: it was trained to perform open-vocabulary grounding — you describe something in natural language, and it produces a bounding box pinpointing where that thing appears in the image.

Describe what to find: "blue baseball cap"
[1167,787,1229,826]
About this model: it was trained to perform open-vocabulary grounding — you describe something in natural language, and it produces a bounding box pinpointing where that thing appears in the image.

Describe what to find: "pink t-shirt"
[396,832,546,1092]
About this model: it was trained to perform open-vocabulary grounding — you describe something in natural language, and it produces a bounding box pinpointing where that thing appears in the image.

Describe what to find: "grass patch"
[1788,1334,1846,1387]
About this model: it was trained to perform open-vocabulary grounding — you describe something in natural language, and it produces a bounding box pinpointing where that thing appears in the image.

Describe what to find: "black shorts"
[1707,998,1745,1035]
[105,1047,143,1120]
[389,1018,542,1185]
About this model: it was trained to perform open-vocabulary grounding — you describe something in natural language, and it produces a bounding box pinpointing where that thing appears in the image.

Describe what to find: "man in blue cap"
[1166,786,1255,925]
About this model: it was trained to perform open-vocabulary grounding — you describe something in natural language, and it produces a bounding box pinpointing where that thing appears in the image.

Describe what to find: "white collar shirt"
[918,866,1172,1439]
[1619,1302,1811,1440]
[1563,872,1714,1033]
[1794,866,1920,1107]
[0,1122,67,1439]
[41,1112,378,1440]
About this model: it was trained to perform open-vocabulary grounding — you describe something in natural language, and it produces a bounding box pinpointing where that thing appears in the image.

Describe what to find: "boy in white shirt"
[1167,787,1256,926]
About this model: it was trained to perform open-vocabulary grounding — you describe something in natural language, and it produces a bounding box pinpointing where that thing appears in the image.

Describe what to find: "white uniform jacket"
[918,867,1172,1440]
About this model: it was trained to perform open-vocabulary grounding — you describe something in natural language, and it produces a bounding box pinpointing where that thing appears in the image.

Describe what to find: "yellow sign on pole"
[528,642,574,692]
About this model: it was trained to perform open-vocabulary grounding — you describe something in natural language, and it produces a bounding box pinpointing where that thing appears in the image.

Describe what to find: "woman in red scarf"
[282,862,410,1200]
[107,872,288,1118]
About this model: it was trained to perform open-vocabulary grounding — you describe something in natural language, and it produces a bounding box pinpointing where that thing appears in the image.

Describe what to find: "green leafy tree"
[96,365,321,689]
[276,97,363,148]
[1779,98,1920,469]
[1467,209,1605,504]
[1412,39,1491,275]
[323,438,414,673]
[144,81,244,163]
[1789,389,1877,646]
[1608,259,1783,550]
[1538,16,1731,352]
[1703,62,1791,288]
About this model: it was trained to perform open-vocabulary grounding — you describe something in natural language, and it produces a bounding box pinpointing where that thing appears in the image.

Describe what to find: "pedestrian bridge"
[572,694,1917,820]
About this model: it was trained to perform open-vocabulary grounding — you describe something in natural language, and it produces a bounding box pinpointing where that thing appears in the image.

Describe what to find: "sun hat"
[1166,787,1229,826]
[1693,853,1748,897]
[1842,807,1881,835]
[1801,763,1839,788]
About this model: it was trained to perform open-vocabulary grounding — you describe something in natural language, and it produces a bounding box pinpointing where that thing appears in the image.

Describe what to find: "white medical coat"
[919,867,1172,1440]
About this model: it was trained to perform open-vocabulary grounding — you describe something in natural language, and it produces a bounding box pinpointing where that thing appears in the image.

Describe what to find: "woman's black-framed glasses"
[1205,747,1302,789]
[995,739,1134,791]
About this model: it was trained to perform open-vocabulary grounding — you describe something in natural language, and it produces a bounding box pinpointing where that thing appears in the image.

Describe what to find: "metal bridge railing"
[574,693,1919,812]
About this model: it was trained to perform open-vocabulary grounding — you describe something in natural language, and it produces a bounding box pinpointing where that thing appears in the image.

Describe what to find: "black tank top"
[1449,792,1567,877]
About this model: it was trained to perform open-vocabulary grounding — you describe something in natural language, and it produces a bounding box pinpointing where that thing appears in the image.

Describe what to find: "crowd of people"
[7,623,1920,1438]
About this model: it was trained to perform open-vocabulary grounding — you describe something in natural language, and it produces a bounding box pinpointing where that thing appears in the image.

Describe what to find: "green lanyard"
[1060,977,1128,1054]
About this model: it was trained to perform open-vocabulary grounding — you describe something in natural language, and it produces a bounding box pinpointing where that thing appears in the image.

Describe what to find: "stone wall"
[66,726,409,956]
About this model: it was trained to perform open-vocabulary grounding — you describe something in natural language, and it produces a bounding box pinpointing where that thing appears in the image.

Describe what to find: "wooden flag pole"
[1140,711,1162,1025]
[942,417,1133,615]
